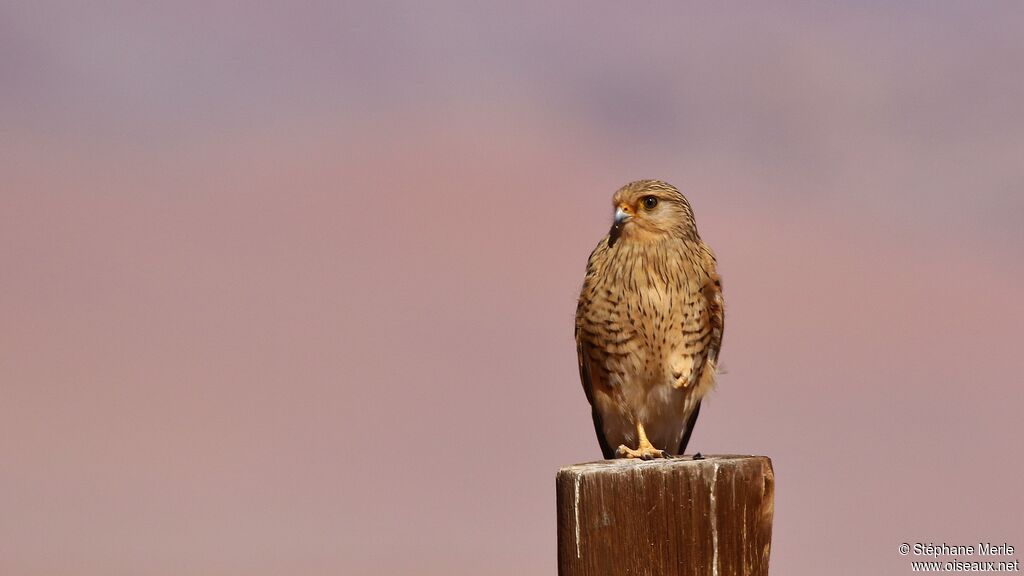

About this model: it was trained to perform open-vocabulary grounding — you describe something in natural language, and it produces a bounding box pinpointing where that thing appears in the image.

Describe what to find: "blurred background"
[2,2,1023,575]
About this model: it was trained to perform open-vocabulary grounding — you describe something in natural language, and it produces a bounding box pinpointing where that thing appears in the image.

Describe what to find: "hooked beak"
[614,207,630,225]
[608,206,631,247]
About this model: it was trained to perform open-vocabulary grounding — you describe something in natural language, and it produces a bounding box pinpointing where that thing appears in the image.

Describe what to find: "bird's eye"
[642,196,658,210]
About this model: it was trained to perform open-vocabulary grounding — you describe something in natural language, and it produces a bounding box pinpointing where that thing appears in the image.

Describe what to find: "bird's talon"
[615,444,669,460]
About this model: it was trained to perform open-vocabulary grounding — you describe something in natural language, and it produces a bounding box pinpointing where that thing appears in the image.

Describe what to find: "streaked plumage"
[576,180,724,459]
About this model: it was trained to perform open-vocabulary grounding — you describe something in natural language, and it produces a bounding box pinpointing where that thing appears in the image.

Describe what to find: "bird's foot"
[615,444,670,460]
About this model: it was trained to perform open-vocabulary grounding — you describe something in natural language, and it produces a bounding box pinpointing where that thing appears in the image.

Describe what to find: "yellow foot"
[615,444,671,460]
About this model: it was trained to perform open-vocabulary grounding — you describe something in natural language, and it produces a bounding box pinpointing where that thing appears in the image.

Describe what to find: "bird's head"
[607,180,698,247]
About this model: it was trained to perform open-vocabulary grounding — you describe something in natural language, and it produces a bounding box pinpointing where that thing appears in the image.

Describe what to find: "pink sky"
[2,3,1022,575]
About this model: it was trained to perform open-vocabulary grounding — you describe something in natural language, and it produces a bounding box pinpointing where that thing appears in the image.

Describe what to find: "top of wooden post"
[558,454,771,477]
[556,455,774,576]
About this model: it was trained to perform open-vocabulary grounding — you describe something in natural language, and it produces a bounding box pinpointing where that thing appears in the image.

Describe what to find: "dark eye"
[642,196,658,210]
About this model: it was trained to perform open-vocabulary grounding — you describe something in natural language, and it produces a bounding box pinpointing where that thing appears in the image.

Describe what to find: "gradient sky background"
[2,2,1023,575]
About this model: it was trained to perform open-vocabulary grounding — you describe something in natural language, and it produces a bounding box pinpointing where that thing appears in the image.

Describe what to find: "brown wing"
[576,302,616,459]
[575,319,595,405]
[575,239,609,409]
[575,240,616,459]
[674,272,724,455]
[701,272,725,376]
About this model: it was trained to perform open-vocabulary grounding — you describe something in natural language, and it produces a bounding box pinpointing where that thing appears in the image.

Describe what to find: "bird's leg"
[615,422,670,460]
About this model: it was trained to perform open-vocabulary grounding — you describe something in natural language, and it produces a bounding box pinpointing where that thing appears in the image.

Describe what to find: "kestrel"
[575,180,724,460]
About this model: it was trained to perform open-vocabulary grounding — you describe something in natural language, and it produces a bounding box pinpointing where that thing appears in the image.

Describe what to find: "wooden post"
[556,455,774,576]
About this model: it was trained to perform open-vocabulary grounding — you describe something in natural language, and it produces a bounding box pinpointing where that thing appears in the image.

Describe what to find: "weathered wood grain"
[556,455,774,576]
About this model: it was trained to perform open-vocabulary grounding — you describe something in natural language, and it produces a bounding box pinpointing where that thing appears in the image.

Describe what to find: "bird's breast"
[583,242,706,391]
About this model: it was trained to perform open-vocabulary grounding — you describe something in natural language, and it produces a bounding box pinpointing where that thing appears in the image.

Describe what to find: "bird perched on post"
[576,180,724,459]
